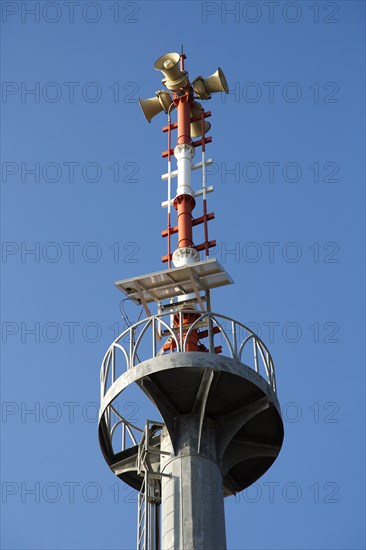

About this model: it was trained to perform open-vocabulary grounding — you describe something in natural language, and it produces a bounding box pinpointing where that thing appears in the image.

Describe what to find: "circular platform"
[99,352,284,496]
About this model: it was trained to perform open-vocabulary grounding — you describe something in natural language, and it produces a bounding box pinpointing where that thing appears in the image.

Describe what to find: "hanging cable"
[119,298,143,363]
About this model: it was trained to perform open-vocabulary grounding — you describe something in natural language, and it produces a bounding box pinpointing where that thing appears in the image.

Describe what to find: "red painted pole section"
[177,96,191,145]
[175,195,195,248]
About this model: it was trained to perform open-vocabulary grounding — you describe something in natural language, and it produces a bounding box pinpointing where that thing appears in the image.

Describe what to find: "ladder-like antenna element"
[161,102,215,266]
[140,51,228,269]
[99,50,284,550]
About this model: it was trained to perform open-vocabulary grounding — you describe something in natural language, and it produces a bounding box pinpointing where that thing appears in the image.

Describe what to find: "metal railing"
[100,310,277,399]
[107,404,143,453]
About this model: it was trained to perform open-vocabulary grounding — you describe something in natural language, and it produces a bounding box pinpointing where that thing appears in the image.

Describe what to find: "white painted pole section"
[172,143,199,269]
[174,144,194,197]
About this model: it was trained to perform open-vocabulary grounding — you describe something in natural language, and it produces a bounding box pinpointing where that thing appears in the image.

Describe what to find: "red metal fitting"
[177,94,192,145]
[173,194,196,249]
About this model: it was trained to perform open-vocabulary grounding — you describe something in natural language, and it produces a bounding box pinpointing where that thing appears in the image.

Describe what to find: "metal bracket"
[191,369,214,453]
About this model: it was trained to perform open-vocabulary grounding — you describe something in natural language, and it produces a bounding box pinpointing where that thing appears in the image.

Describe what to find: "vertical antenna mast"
[155,50,217,270]
[99,50,284,550]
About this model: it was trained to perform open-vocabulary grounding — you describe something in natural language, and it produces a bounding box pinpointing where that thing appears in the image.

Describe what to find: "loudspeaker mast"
[99,51,284,550]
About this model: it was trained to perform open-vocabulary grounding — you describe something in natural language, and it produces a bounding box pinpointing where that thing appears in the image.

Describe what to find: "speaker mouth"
[217,68,229,94]
[154,52,180,70]
[138,98,155,123]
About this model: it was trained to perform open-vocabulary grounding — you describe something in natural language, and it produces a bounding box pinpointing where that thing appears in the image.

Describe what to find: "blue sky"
[1,1,365,549]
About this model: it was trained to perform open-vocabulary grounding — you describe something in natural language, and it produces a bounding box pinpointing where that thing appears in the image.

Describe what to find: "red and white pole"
[172,67,199,268]
[171,55,201,351]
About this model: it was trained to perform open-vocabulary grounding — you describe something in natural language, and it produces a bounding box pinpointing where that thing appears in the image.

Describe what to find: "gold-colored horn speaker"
[190,101,211,137]
[154,51,188,92]
[154,52,181,81]
[192,68,229,100]
[190,119,211,138]
[139,91,173,122]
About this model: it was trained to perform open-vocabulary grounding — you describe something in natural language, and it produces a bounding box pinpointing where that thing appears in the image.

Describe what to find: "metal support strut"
[137,421,170,550]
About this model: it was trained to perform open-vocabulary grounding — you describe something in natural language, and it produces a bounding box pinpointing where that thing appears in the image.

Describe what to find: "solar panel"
[114,258,233,306]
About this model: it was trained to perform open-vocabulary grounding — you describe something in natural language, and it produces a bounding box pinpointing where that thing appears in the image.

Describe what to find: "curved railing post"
[112,345,115,383]
[232,320,237,360]
[253,338,258,373]
[129,326,133,370]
